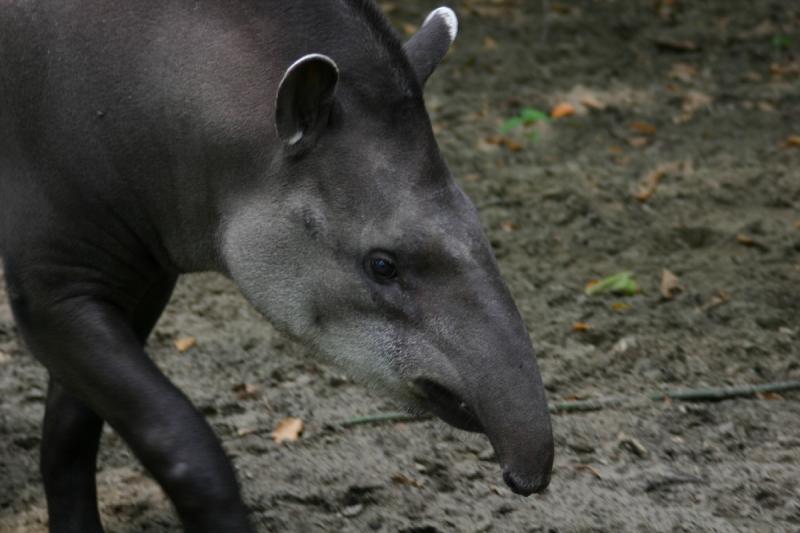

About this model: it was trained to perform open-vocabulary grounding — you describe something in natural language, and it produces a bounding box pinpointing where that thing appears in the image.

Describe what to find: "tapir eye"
[367,253,397,281]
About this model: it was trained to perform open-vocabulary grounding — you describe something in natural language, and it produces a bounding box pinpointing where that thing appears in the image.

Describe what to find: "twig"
[335,380,800,427]
[648,380,800,402]
[338,412,431,428]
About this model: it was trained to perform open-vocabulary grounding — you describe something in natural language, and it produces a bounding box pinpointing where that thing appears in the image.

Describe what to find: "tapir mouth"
[411,379,484,433]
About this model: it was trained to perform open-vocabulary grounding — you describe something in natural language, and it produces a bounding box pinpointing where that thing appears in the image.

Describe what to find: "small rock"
[612,336,637,354]
[341,504,364,518]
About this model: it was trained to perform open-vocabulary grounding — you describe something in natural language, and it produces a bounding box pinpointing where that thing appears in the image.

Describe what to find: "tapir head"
[222,7,553,495]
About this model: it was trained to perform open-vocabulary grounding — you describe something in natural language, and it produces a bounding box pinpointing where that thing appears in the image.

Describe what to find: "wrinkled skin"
[0,1,553,531]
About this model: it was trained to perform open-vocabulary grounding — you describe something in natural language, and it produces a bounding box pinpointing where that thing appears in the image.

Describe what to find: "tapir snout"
[407,270,554,495]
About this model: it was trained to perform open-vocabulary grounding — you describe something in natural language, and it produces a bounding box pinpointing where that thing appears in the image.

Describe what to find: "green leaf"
[772,34,792,50]
[585,271,639,296]
[500,116,525,133]
[520,107,550,124]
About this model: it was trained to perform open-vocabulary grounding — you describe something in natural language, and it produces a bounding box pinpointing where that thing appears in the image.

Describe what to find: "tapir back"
[0,0,416,269]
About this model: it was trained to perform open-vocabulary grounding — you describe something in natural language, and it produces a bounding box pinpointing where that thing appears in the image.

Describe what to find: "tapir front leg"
[40,276,178,533]
[41,380,104,533]
[9,275,253,533]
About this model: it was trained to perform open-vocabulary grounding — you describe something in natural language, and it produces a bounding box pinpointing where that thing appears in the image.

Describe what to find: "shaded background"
[2,0,799,531]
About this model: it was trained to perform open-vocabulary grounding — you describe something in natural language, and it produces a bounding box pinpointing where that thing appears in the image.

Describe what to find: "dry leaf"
[237,426,259,437]
[699,290,730,313]
[500,221,518,232]
[402,23,417,36]
[653,37,698,52]
[660,269,681,299]
[391,473,424,488]
[503,138,524,152]
[174,336,197,353]
[785,135,800,148]
[271,417,304,444]
[681,90,712,116]
[550,102,576,119]
[630,121,657,135]
[575,464,603,480]
[756,392,783,401]
[628,136,650,148]
[735,233,755,246]
[483,36,498,50]
[572,322,592,332]
[580,94,606,110]
[770,62,800,77]
[668,62,697,82]
[633,161,682,202]
[611,302,631,312]
[463,173,481,182]
[232,383,261,401]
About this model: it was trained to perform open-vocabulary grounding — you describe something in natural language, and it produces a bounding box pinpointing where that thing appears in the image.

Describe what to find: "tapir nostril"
[502,467,551,496]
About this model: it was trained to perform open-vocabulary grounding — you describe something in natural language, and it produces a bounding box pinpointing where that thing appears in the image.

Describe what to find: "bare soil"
[2,0,799,531]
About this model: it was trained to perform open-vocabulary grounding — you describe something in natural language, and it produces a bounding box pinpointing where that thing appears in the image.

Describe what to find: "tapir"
[0,1,554,531]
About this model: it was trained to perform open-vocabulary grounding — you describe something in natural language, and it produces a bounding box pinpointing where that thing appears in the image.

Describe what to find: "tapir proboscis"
[0,1,554,531]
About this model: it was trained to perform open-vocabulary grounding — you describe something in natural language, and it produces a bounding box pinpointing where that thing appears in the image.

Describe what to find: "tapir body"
[0,1,553,531]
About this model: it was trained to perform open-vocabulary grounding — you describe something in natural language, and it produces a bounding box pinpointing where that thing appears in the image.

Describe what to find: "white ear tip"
[285,53,339,77]
[423,7,458,42]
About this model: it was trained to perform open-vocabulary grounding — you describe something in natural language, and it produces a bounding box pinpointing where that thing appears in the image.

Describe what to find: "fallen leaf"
[660,269,681,299]
[232,383,261,401]
[174,336,197,353]
[735,233,758,246]
[0,350,11,365]
[463,173,481,182]
[699,290,730,313]
[575,464,603,480]
[628,136,650,148]
[503,138,524,152]
[630,121,657,135]
[271,417,304,444]
[794,220,800,229]
[611,302,631,312]
[402,23,417,36]
[653,37,698,52]
[668,62,698,82]
[580,94,606,110]
[617,433,649,458]
[237,426,259,437]
[585,272,639,296]
[677,90,712,122]
[483,36,498,50]
[770,62,800,77]
[633,161,683,202]
[500,220,518,232]
[572,322,592,332]
[756,392,784,401]
[391,473,424,488]
[550,102,576,119]
[785,134,800,148]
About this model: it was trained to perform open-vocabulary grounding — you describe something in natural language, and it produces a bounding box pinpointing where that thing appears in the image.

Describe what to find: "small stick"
[336,380,800,426]
[338,412,431,428]
[648,380,800,402]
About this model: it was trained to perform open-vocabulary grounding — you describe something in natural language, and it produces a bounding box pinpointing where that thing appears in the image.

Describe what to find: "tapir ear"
[403,7,458,87]
[275,53,339,148]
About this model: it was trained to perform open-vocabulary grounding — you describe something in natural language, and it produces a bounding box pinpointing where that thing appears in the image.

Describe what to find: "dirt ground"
[2,0,799,531]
